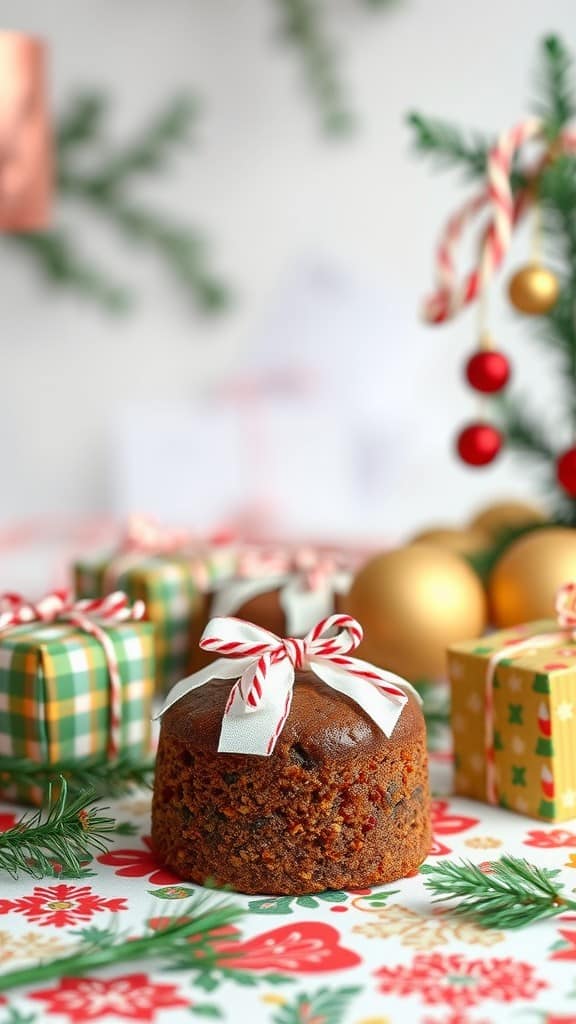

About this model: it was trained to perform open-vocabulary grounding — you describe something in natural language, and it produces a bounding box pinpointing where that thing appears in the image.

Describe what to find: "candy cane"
[423,117,543,324]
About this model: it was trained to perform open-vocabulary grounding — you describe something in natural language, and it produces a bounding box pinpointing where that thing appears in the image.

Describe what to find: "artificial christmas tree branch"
[0,780,116,880]
[421,855,576,929]
[535,35,575,140]
[274,0,353,136]
[0,753,155,797]
[410,35,576,519]
[407,113,492,180]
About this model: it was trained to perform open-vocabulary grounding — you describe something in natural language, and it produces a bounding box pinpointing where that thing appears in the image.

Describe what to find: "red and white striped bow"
[0,589,146,757]
[121,515,237,554]
[121,515,198,555]
[157,613,417,756]
[234,547,292,580]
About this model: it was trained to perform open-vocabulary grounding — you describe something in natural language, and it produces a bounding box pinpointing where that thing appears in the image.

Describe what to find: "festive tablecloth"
[1,753,576,1024]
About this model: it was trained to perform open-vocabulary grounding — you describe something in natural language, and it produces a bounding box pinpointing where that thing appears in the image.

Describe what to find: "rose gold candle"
[0,31,52,231]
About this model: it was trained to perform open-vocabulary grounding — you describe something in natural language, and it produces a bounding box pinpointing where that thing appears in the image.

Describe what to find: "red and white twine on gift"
[104,515,238,593]
[234,546,351,591]
[423,118,576,324]
[0,590,146,757]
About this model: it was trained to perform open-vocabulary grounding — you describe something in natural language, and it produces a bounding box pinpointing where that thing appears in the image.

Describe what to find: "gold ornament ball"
[489,527,576,627]
[346,543,487,681]
[508,264,560,315]
[409,526,491,557]
[468,500,547,540]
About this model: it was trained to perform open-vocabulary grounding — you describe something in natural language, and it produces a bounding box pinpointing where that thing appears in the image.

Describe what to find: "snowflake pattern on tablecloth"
[352,903,504,950]
[374,953,547,1010]
[0,883,127,927]
[29,974,190,1022]
[0,929,73,964]
[524,829,576,848]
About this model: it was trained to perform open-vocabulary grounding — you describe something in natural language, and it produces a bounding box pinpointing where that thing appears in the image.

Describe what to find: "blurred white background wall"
[0,0,572,539]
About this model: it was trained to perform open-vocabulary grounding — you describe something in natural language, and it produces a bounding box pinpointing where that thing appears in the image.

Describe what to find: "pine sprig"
[56,91,108,154]
[407,113,493,180]
[4,92,230,316]
[275,0,354,135]
[421,855,576,929]
[534,34,575,140]
[0,753,155,797]
[0,780,116,880]
[0,896,244,994]
[7,229,130,312]
[59,94,200,197]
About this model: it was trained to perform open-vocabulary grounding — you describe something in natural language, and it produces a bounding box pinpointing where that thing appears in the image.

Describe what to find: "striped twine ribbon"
[0,590,146,757]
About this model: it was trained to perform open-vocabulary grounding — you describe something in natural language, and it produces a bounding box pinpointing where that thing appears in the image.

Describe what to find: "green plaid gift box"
[0,620,155,805]
[75,555,202,694]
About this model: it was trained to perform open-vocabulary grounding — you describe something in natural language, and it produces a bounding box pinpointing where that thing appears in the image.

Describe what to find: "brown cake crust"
[152,670,430,894]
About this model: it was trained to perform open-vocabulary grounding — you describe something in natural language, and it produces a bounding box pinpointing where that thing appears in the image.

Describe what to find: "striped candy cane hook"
[423,117,543,324]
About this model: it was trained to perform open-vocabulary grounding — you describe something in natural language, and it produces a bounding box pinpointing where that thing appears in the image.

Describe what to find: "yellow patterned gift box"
[448,620,576,822]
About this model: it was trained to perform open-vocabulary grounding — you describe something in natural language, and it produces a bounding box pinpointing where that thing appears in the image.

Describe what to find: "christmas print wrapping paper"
[3,755,576,1023]
[75,555,205,693]
[448,620,576,822]
[0,621,155,805]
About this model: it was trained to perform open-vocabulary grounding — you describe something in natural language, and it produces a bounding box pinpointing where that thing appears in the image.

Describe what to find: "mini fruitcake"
[151,670,430,895]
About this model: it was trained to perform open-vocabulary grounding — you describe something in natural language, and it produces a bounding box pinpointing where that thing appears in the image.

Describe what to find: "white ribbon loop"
[156,613,419,757]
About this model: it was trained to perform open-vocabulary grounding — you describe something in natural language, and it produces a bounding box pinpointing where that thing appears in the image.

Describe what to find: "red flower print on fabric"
[149,918,360,973]
[216,922,362,973]
[432,800,480,834]
[524,829,576,848]
[428,836,453,857]
[97,836,179,886]
[550,929,576,960]
[0,813,16,832]
[422,1014,492,1024]
[30,974,189,1022]
[427,800,480,857]
[375,953,546,1010]
[0,883,127,928]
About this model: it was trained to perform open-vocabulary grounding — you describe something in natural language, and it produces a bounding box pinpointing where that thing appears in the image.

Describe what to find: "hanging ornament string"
[422,117,575,324]
[0,590,146,757]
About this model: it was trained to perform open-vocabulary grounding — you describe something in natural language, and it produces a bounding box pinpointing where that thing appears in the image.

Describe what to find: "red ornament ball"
[465,350,511,393]
[557,447,576,497]
[456,423,503,466]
